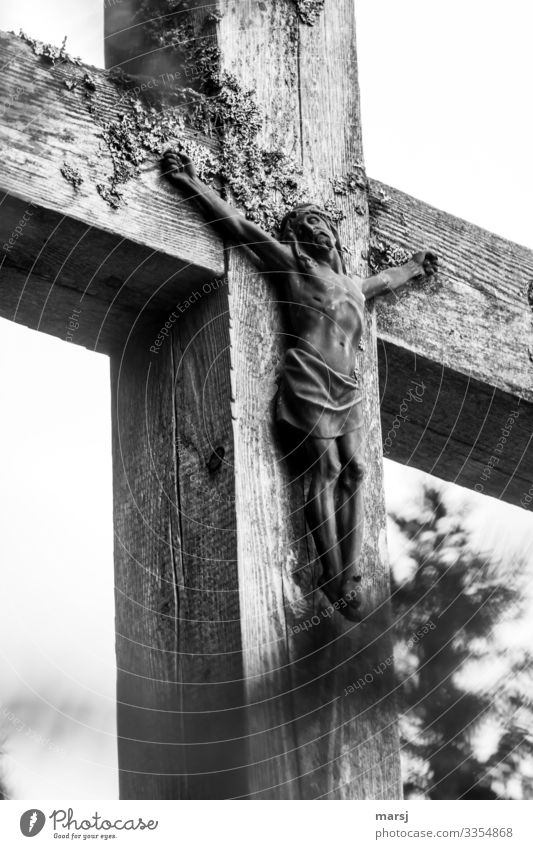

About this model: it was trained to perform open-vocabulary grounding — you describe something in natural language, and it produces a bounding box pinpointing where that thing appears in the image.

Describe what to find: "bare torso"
[162,150,438,621]
[284,266,365,374]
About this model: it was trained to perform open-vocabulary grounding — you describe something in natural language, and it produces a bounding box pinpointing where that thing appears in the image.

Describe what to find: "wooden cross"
[1,0,532,799]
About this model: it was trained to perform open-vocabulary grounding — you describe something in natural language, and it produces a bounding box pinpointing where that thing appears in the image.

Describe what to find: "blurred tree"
[484,658,533,798]
[0,762,7,800]
[391,486,532,799]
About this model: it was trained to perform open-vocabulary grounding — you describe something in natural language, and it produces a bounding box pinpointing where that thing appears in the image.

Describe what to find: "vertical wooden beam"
[106,0,401,798]
[215,2,306,798]
[111,290,246,799]
[217,0,401,798]
[111,327,182,799]
[106,3,246,797]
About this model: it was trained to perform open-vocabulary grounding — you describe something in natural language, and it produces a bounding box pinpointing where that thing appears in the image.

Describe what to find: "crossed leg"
[303,430,365,620]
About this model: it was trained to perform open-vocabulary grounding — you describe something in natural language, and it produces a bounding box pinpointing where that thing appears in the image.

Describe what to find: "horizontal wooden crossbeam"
[0,31,223,353]
[379,341,532,507]
[371,179,533,402]
[371,180,533,507]
[1,30,531,505]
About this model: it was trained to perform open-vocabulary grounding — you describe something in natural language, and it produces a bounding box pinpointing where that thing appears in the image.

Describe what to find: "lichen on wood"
[17,30,81,66]
[368,184,393,222]
[330,167,367,196]
[95,97,193,208]
[367,238,411,275]
[527,280,533,362]
[60,162,83,190]
[191,71,309,230]
[83,72,97,93]
[293,0,325,25]
[21,1,336,229]
[116,0,312,230]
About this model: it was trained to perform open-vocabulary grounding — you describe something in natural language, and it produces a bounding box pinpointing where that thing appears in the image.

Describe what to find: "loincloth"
[276,347,363,439]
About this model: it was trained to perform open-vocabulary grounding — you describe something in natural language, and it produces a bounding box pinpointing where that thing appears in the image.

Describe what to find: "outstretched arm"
[162,151,294,272]
[362,251,438,300]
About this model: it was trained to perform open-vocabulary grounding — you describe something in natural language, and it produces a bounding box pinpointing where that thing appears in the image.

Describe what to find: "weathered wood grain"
[217,0,307,799]
[105,0,533,801]
[0,258,137,353]
[370,180,533,508]
[105,0,402,800]
[378,341,533,509]
[104,2,247,796]
[2,0,529,803]
[370,179,533,402]
[218,0,401,799]
[111,327,183,799]
[4,23,532,378]
[111,288,246,799]
[0,30,223,353]
[295,2,400,800]
[170,285,246,799]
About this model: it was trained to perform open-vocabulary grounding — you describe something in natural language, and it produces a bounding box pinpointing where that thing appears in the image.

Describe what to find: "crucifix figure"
[5,0,528,800]
[163,151,437,621]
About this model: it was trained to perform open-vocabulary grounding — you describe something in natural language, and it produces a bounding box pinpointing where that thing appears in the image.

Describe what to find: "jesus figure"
[163,151,437,621]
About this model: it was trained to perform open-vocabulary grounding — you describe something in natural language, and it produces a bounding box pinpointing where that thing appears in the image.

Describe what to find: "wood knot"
[207,446,225,473]
[527,279,533,309]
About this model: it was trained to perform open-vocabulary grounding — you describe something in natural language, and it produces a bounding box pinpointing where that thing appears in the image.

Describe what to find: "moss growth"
[373,186,391,204]
[330,167,367,196]
[104,1,314,229]
[190,71,310,230]
[95,97,203,207]
[368,185,393,220]
[18,30,81,66]
[83,72,97,93]
[293,0,325,25]
[126,1,352,230]
[368,238,411,275]
[36,1,343,229]
[60,162,84,190]
[527,279,533,309]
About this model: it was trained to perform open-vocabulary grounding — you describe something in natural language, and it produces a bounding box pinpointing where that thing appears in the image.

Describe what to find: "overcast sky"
[0,0,532,799]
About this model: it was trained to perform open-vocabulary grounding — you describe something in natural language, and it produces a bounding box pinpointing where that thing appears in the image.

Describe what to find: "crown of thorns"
[279,204,346,273]
[279,204,336,237]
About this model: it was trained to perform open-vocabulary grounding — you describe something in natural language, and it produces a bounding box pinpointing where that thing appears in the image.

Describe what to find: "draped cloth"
[276,347,363,439]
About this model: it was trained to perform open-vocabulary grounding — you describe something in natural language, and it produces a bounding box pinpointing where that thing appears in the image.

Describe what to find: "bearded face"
[279,205,346,274]
[294,210,336,253]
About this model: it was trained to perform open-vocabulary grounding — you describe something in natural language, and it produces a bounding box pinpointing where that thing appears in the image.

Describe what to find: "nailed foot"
[319,570,362,622]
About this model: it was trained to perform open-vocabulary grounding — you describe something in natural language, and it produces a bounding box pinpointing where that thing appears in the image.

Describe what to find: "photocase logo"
[20,809,46,837]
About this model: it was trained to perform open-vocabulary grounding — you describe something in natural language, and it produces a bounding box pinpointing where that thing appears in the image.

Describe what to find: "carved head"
[279,204,346,274]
